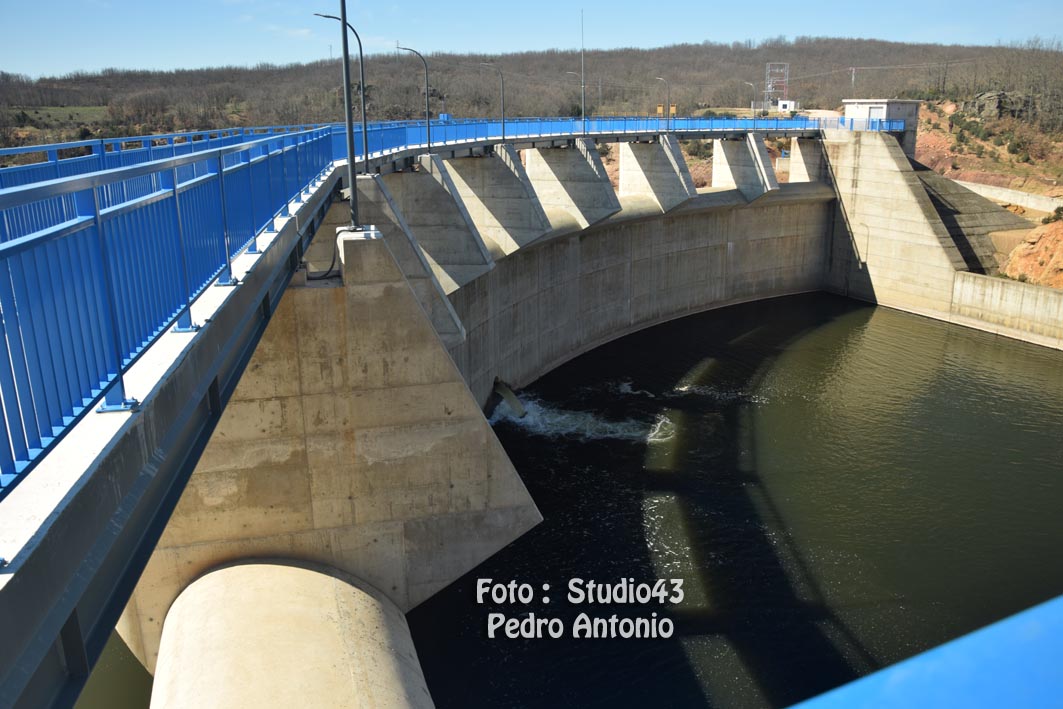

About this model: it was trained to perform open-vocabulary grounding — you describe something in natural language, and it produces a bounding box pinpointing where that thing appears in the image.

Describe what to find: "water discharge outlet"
[490,378,527,419]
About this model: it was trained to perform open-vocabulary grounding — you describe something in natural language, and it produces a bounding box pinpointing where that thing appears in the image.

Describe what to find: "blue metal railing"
[0,125,324,190]
[327,115,906,163]
[2,116,906,194]
[0,127,331,497]
[0,113,905,497]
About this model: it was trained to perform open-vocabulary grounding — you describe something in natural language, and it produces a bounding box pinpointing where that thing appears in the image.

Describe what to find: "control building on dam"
[1,112,1062,707]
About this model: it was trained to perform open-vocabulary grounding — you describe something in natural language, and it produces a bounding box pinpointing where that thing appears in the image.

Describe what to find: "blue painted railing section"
[3,116,905,199]
[0,128,331,496]
[330,115,905,159]
[0,127,322,251]
[0,126,322,190]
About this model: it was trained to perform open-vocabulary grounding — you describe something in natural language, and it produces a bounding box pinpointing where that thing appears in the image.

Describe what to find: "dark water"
[407,293,1063,709]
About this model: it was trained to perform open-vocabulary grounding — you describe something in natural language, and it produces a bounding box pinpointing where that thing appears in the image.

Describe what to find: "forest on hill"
[1,36,1061,146]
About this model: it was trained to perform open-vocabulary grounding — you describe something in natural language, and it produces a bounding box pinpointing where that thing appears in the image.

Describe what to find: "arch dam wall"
[120,130,1063,706]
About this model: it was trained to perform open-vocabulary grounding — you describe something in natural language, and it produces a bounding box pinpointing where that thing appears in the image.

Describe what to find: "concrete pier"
[524,138,621,229]
[788,137,827,183]
[711,133,780,201]
[444,145,551,255]
[617,136,696,212]
[379,156,494,292]
[355,176,466,347]
[150,563,433,709]
[119,231,540,673]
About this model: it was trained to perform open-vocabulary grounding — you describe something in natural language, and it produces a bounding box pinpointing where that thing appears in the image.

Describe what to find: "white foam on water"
[670,383,769,404]
[647,413,677,442]
[490,395,675,443]
[613,379,657,398]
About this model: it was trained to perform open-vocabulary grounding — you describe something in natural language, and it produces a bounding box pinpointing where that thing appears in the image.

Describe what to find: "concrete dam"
[3,121,1061,707]
[125,129,1057,706]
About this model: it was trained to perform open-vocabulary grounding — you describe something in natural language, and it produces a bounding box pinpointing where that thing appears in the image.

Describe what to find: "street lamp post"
[397,44,431,154]
[743,81,757,114]
[480,63,505,142]
[656,77,670,132]
[314,12,370,179]
[580,10,586,134]
[316,2,359,226]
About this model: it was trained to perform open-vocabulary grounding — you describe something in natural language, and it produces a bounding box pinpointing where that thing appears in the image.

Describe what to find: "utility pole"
[580,9,586,134]
[480,63,505,142]
[656,77,670,132]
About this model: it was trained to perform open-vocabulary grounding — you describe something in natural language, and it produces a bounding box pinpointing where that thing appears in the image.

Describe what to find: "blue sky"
[0,0,1058,78]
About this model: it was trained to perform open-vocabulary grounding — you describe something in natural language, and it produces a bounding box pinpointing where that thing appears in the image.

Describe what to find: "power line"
[788,58,979,84]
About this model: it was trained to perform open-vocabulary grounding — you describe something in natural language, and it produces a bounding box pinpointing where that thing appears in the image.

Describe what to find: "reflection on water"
[408,293,1063,708]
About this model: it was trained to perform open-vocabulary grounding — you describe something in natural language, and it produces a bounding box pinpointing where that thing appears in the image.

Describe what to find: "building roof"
[841,98,922,104]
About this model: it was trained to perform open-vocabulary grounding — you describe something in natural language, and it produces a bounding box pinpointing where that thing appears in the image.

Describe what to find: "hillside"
[2,36,1062,149]
[915,101,1063,197]
[1003,219,1063,288]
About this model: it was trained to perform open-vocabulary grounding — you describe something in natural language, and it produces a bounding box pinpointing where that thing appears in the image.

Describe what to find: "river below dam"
[406,292,1063,709]
[76,292,1063,708]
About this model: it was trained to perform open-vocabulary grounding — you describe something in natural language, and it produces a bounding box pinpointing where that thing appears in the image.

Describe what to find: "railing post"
[214,156,239,287]
[77,187,138,412]
[49,149,60,179]
[265,143,278,232]
[299,135,310,197]
[279,140,291,217]
[293,138,305,203]
[166,167,199,332]
[246,150,260,254]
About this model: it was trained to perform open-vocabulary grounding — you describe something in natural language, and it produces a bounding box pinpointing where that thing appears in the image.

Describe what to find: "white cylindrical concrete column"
[151,563,434,709]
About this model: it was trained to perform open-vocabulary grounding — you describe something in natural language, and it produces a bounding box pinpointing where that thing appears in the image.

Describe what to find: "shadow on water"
[408,294,880,708]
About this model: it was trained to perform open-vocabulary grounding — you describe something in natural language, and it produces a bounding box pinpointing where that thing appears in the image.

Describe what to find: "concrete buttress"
[353,177,466,347]
[711,133,780,201]
[378,156,495,292]
[788,138,827,183]
[523,138,622,230]
[117,230,541,673]
[617,136,696,212]
[443,145,551,256]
